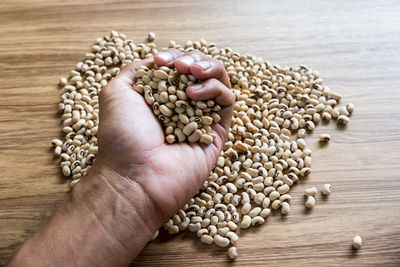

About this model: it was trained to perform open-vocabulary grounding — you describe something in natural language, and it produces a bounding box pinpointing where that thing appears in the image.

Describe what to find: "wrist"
[73,163,163,254]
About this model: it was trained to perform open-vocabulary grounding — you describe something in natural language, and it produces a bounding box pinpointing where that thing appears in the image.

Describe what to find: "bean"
[228,247,238,260]
[62,166,71,177]
[241,202,251,214]
[160,105,173,117]
[319,134,331,142]
[214,234,230,247]
[277,184,290,194]
[154,70,168,80]
[188,129,202,142]
[260,208,271,218]
[337,115,349,125]
[352,235,362,250]
[305,196,316,208]
[240,215,252,229]
[346,103,355,114]
[183,122,198,136]
[70,178,80,187]
[200,234,214,245]
[147,32,156,42]
[321,184,332,196]
[271,199,281,210]
[305,187,318,197]
[281,202,290,215]
[200,134,214,145]
[151,230,159,241]
[251,216,265,226]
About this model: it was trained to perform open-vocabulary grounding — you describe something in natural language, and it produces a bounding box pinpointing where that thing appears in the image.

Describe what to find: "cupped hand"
[94,49,234,222]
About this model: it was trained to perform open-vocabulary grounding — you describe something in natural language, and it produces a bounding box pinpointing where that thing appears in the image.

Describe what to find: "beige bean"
[214,234,230,247]
[260,208,271,218]
[183,122,198,136]
[337,115,349,125]
[269,191,280,201]
[200,134,214,145]
[147,32,156,42]
[277,184,290,194]
[249,207,261,217]
[321,184,332,195]
[188,129,202,142]
[154,69,168,80]
[160,105,173,117]
[200,234,214,245]
[346,103,355,114]
[305,196,316,208]
[251,216,265,226]
[281,202,290,215]
[240,215,252,229]
[305,187,318,196]
[228,246,238,260]
[271,199,281,210]
[167,225,180,234]
[241,202,251,214]
[352,235,362,249]
[319,133,331,142]
[62,166,71,177]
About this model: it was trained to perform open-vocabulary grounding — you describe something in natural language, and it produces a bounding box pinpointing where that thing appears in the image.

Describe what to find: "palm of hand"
[97,50,233,220]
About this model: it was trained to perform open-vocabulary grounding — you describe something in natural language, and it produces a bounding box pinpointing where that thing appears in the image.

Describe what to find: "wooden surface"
[1,0,400,266]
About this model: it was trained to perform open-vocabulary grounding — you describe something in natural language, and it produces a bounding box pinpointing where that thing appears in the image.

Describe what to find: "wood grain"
[1,0,400,266]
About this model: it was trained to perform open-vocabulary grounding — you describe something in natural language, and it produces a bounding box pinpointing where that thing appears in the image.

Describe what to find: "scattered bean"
[305,187,318,197]
[53,31,354,259]
[321,184,332,196]
[227,246,238,260]
[319,134,331,142]
[352,235,362,250]
[147,32,156,42]
[305,196,316,209]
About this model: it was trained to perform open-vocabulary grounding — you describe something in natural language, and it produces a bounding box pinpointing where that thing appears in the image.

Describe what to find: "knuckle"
[166,48,182,58]
[211,58,223,68]
[187,50,204,61]
[207,78,223,90]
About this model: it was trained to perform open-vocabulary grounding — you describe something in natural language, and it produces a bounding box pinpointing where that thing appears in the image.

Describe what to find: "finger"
[189,58,231,88]
[118,57,154,86]
[103,57,153,96]
[186,78,235,132]
[174,50,209,74]
[154,48,183,68]
[186,78,235,107]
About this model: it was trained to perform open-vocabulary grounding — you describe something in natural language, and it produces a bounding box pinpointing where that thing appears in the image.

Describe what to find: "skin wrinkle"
[79,188,132,257]
[81,169,162,260]
[101,163,165,226]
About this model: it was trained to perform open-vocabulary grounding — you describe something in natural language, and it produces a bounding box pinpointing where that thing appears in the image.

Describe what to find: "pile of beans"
[52,31,354,259]
[135,66,221,144]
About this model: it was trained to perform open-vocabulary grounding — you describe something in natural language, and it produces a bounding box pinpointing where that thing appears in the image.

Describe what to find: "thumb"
[115,57,154,88]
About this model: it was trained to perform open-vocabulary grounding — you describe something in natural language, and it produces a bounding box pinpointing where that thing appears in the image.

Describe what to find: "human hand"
[93,49,234,224]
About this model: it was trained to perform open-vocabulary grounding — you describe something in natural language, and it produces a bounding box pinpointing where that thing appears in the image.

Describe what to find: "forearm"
[8,165,162,267]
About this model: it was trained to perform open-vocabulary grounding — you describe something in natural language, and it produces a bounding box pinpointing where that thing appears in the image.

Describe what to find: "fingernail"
[196,61,211,71]
[179,56,195,66]
[190,84,203,91]
[157,52,173,63]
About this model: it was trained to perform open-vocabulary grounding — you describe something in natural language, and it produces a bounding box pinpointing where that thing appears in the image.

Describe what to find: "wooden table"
[1,0,399,266]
